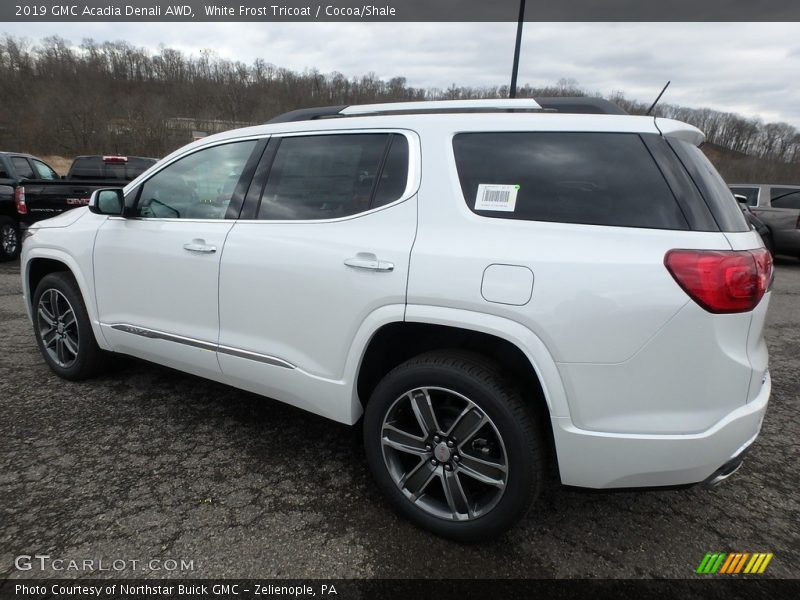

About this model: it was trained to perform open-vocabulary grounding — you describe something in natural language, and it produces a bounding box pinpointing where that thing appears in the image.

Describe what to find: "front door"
[93,139,261,379]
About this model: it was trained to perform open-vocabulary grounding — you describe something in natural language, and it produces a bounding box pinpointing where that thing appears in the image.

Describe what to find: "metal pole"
[509,0,526,98]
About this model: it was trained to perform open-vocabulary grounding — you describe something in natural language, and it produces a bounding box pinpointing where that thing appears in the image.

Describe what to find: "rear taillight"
[15,186,27,215]
[665,248,773,314]
[102,155,128,163]
[796,215,800,229]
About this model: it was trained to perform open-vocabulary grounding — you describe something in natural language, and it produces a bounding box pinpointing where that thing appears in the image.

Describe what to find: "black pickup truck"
[0,153,156,260]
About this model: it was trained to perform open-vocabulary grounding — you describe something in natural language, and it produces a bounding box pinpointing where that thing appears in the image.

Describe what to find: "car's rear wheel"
[0,217,20,261]
[33,272,105,380]
[363,351,544,541]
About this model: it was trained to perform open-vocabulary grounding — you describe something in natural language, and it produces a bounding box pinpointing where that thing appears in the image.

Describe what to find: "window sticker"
[475,184,519,212]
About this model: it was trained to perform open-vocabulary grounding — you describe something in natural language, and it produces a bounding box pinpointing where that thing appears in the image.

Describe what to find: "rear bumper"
[551,371,770,488]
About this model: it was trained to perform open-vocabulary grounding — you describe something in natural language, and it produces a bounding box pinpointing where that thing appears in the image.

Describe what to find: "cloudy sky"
[6,22,800,128]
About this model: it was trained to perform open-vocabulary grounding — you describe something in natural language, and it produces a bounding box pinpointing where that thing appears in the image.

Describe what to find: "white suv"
[21,99,772,541]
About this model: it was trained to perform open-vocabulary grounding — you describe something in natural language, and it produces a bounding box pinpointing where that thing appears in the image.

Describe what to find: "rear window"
[69,157,156,181]
[452,132,689,230]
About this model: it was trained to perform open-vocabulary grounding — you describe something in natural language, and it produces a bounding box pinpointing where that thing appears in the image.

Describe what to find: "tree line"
[0,36,797,183]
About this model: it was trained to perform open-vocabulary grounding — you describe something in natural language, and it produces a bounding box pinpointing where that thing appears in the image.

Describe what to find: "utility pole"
[509,0,526,98]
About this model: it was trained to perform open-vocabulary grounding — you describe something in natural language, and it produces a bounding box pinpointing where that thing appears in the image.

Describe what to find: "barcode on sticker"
[475,184,519,212]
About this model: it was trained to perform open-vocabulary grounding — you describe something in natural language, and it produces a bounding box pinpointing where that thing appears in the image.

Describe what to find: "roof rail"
[534,97,628,115]
[267,105,348,124]
[266,97,625,124]
[340,98,542,115]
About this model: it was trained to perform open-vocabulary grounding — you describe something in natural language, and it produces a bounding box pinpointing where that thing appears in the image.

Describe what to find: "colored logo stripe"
[697,552,773,574]
[744,553,773,574]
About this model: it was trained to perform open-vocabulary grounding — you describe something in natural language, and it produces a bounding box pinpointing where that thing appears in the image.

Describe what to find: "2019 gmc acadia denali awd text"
[20,99,772,541]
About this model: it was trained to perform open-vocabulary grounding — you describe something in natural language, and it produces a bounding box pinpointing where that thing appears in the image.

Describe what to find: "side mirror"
[89,188,124,216]
[733,194,748,205]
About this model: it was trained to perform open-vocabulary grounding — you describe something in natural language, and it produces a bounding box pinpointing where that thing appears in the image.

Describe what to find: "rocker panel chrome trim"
[107,324,295,369]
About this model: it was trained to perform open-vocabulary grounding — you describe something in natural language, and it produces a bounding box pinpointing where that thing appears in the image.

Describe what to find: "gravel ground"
[1,257,798,579]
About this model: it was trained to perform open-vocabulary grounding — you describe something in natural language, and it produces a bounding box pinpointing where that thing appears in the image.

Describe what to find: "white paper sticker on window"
[475,184,519,212]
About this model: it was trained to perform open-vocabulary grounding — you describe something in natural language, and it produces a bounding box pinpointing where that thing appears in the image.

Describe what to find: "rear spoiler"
[654,118,705,146]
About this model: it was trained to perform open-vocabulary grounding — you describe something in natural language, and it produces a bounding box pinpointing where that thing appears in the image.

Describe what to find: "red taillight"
[664,248,773,314]
[15,186,27,215]
[796,214,800,229]
[102,155,128,163]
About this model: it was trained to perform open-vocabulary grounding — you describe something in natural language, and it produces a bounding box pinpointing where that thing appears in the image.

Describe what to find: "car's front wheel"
[364,351,545,541]
[33,272,105,380]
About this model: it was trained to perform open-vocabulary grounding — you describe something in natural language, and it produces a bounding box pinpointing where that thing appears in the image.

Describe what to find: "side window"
[770,190,800,209]
[453,132,689,230]
[0,161,8,178]
[32,159,58,180]
[136,141,257,219]
[729,187,759,206]
[257,133,406,220]
[11,157,35,179]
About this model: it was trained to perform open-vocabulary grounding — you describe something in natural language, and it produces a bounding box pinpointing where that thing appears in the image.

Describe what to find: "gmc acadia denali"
[20,99,772,541]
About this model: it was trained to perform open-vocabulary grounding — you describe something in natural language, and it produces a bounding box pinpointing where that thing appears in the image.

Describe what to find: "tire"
[0,217,20,261]
[363,351,545,542]
[32,272,105,380]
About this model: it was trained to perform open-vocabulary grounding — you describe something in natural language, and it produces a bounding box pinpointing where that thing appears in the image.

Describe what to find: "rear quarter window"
[667,140,749,232]
[452,132,689,230]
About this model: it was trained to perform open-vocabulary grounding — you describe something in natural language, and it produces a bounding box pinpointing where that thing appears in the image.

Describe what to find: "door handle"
[183,239,217,254]
[344,253,394,272]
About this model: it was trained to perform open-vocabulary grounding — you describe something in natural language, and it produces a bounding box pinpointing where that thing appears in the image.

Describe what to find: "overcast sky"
[6,22,800,128]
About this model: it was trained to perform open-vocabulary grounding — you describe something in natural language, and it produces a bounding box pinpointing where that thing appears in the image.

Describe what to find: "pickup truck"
[0,153,156,261]
[729,183,800,258]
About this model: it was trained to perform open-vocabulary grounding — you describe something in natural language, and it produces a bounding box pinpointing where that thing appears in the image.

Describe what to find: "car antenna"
[646,81,671,115]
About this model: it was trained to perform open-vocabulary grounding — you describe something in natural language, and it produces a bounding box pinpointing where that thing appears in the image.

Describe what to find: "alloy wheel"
[380,386,508,521]
[37,289,80,368]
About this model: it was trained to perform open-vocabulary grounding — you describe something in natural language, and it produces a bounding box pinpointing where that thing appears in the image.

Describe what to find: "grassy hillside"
[701,143,800,184]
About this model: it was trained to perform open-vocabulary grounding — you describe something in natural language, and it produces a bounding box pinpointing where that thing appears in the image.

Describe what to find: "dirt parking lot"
[1,257,798,579]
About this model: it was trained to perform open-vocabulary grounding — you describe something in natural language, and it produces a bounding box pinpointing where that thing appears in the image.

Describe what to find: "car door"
[760,187,800,249]
[217,131,418,421]
[93,138,265,379]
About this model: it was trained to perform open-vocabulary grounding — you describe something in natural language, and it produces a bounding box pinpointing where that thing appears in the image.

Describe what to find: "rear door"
[754,187,800,250]
[217,131,417,420]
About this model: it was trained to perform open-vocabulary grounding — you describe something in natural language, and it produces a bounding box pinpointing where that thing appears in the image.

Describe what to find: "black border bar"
[3,0,800,22]
[2,579,800,600]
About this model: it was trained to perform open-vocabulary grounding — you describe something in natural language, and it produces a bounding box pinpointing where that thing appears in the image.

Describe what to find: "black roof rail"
[266,105,348,124]
[266,97,627,124]
[533,97,628,115]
